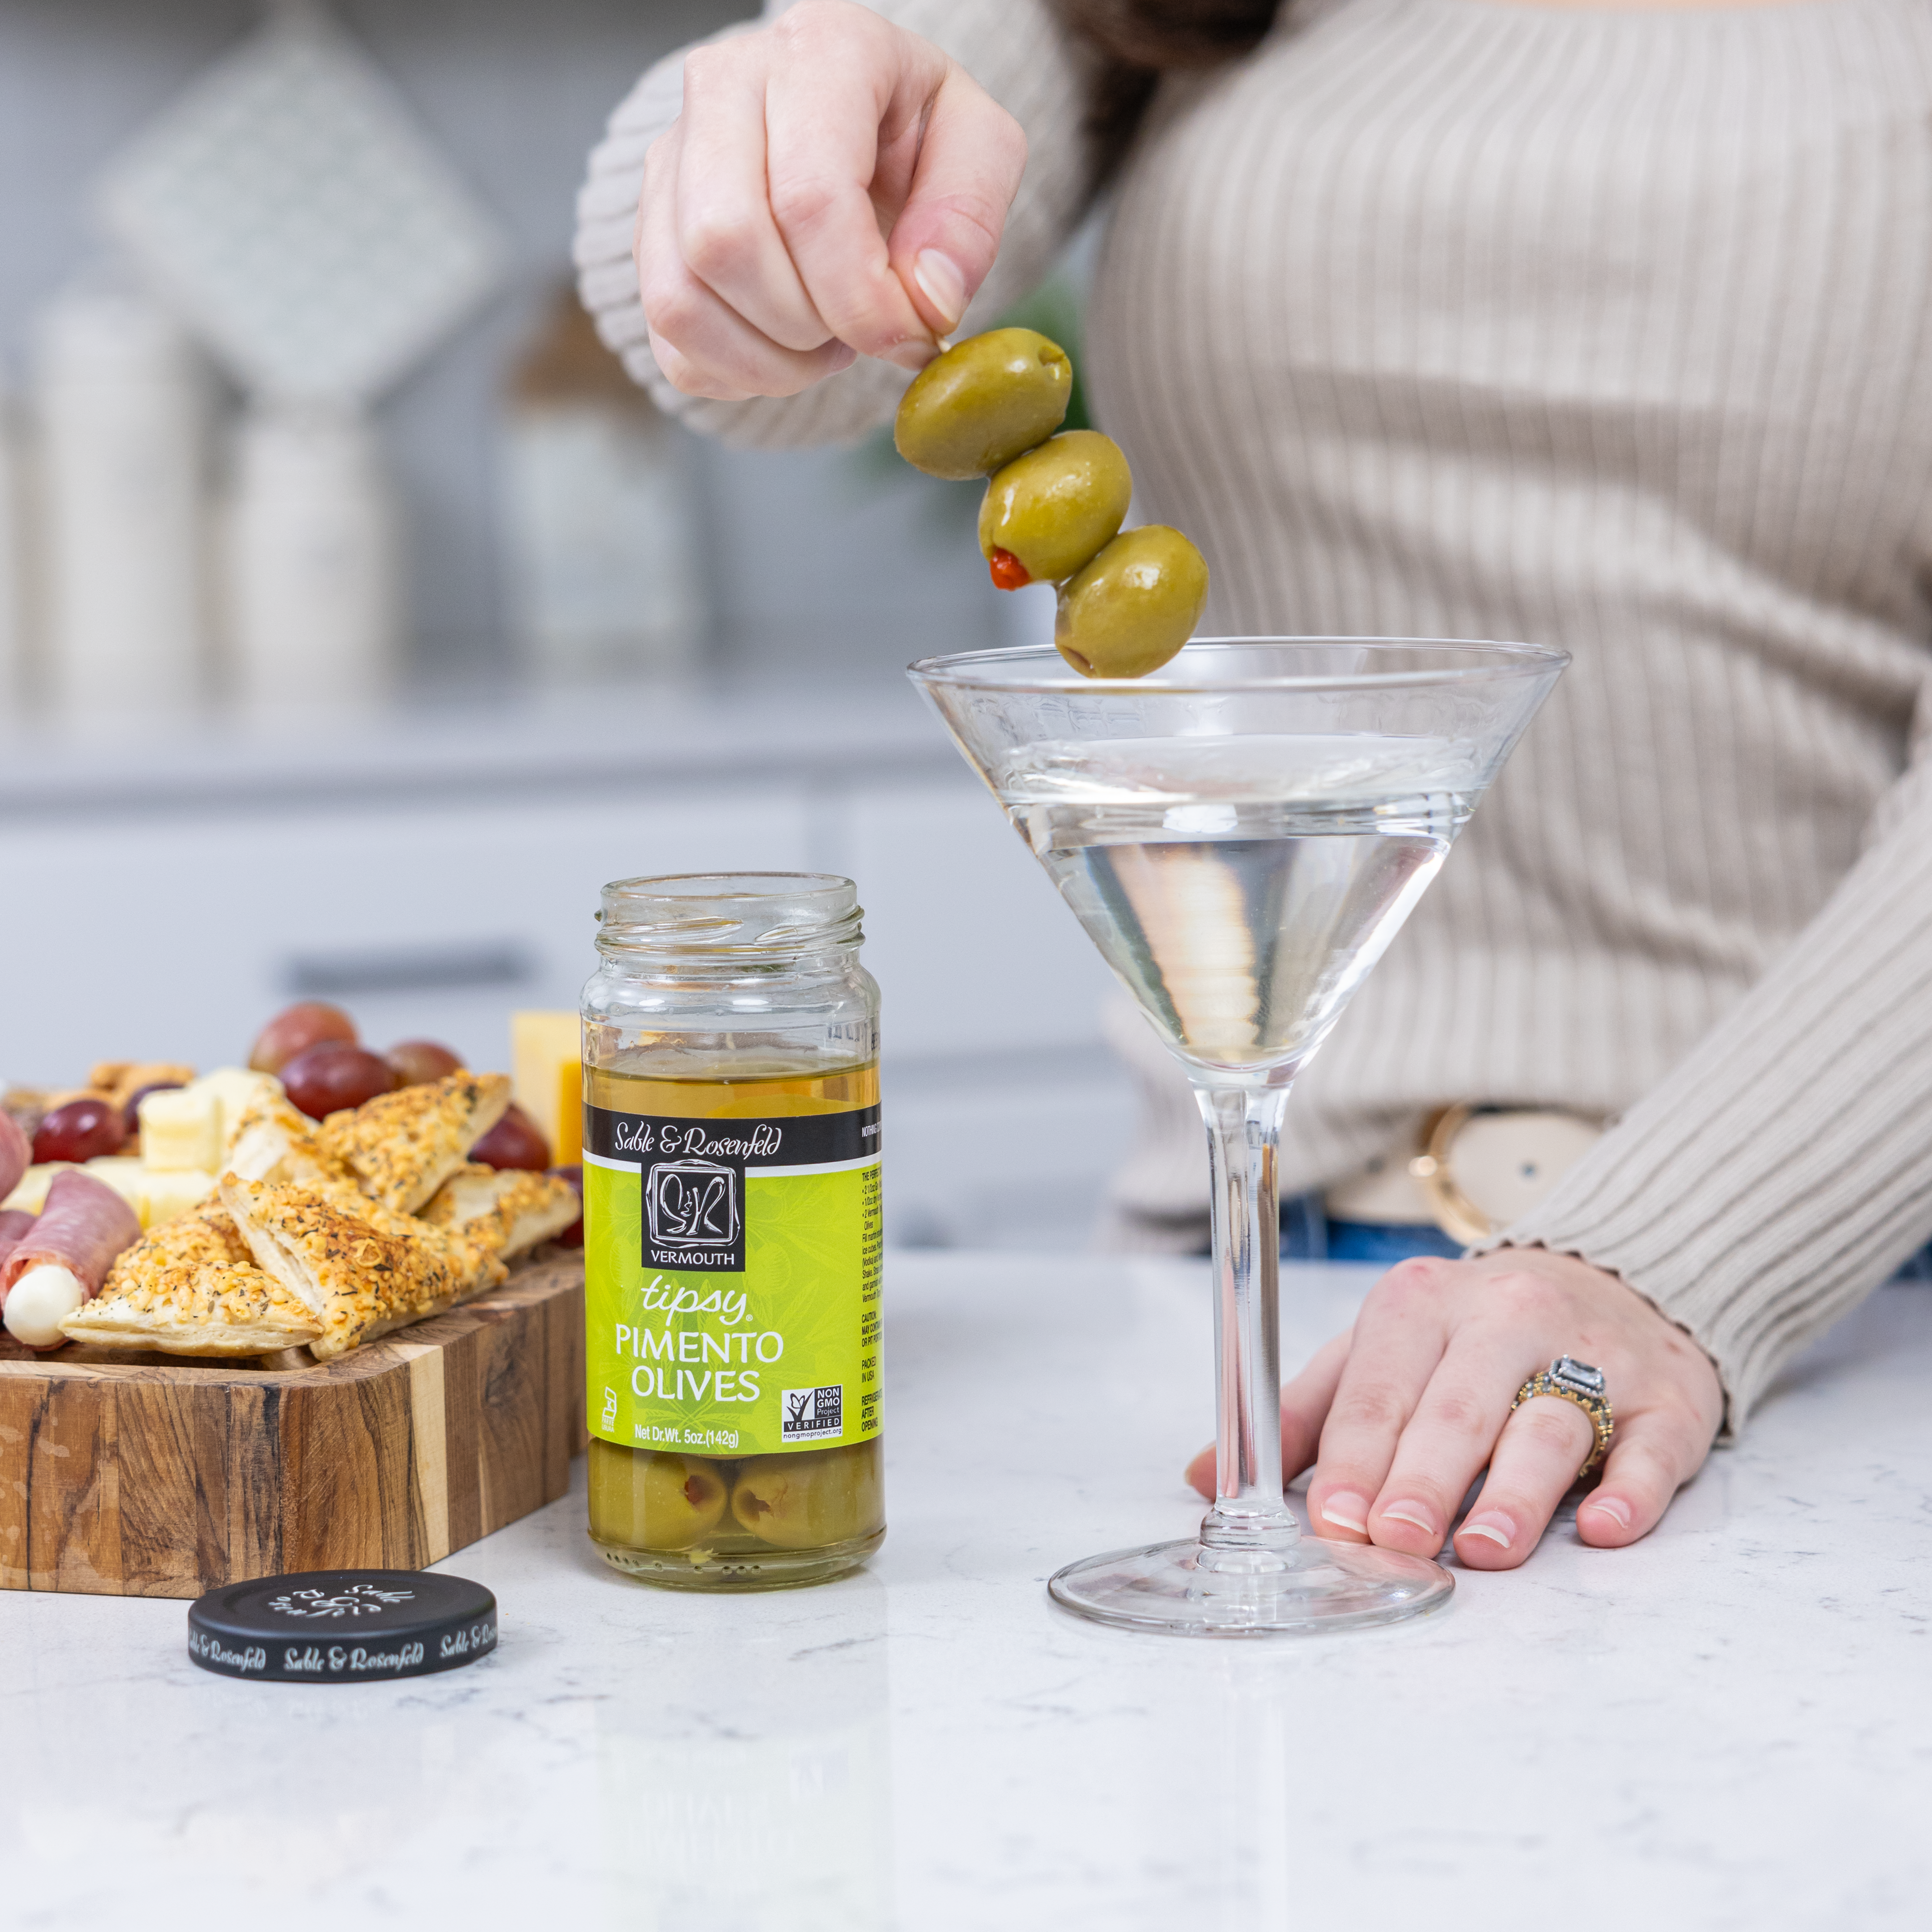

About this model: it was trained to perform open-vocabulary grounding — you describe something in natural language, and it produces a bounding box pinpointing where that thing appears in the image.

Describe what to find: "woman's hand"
[636,0,1027,401]
[1185,1248,1724,1569]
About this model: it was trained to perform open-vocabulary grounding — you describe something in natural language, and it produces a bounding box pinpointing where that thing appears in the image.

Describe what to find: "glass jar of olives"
[582,873,883,1590]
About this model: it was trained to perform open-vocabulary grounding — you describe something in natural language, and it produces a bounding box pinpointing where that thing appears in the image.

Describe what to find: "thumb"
[886,62,1026,335]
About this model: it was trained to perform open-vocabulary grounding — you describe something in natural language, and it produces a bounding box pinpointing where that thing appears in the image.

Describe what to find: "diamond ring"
[1511,1355,1614,1484]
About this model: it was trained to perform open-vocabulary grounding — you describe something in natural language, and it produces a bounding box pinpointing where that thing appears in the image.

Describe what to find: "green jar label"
[583,1103,882,1457]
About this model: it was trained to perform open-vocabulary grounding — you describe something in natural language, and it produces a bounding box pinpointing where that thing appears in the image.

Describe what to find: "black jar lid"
[187,1570,497,1682]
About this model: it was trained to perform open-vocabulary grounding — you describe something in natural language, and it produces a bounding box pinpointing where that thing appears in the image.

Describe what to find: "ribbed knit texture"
[580,0,1932,1429]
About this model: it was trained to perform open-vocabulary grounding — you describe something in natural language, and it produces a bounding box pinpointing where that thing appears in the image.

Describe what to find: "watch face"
[1550,1356,1606,1396]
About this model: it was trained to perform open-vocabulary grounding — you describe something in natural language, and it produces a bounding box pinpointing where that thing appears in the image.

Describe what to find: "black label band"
[583,1104,880,1171]
[585,1103,881,1276]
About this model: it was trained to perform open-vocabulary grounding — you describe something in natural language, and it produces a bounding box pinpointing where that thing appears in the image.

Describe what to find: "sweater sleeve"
[1478,695,1932,1435]
[572,0,1103,450]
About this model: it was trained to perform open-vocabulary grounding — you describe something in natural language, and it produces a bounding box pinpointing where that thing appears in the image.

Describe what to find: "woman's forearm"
[1482,740,1932,1434]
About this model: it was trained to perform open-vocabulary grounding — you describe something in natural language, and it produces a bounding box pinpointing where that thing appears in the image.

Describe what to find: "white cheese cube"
[185,1067,283,1156]
[138,1085,223,1172]
[84,1156,147,1220]
[140,1167,217,1228]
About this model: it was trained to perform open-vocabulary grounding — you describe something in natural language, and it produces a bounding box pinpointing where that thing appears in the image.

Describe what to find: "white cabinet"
[0,783,811,1074]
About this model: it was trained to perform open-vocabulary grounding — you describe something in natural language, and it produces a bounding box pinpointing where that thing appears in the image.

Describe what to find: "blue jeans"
[1282,1190,1932,1279]
[1280,1193,1463,1264]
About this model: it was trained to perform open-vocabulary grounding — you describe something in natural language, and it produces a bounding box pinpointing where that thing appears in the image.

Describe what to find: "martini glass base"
[1047,1534,1453,1638]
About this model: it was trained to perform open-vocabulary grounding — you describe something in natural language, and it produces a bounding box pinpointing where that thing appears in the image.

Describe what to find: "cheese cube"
[139,1085,223,1172]
[140,1167,217,1228]
[512,1010,582,1167]
[84,1156,147,1218]
[186,1067,283,1155]
[3,1163,78,1215]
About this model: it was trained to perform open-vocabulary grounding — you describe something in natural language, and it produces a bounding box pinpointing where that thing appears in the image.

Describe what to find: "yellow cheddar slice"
[512,1011,582,1167]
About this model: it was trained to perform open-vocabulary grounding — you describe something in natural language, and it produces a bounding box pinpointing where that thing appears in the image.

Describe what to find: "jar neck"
[595,939,865,985]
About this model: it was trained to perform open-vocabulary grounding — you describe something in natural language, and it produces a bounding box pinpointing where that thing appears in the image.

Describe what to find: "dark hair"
[1054,0,1283,171]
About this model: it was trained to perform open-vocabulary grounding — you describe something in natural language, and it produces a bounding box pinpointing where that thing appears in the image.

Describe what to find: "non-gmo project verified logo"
[782,1385,843,1441]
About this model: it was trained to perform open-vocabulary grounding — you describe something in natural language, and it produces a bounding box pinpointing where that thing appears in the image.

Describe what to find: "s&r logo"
[646,1158,739,1247]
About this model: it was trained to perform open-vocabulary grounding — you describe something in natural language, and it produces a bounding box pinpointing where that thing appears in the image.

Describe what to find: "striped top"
[578,0,1932,1428]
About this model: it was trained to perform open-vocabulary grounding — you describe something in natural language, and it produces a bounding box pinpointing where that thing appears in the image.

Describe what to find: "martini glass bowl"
[909,639,1568,1636]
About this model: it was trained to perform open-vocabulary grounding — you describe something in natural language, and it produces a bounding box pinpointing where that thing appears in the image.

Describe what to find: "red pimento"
[988,548,1031,591]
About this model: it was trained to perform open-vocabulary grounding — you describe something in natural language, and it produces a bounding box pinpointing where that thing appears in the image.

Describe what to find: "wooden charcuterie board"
[0,1255,584,1598]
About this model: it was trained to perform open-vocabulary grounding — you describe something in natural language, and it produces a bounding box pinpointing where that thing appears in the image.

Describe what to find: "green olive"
[978,431,1133,588]
[1054,526,1210,679]
[588,1442,729,1549]
[893,328,1072,481]
[730,1443,883,1549]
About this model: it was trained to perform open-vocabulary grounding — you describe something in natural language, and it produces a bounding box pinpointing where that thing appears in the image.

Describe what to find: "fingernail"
[1378,1501,1438,1537]
[1319,1492,1369,1534]
[1581,1494,1631,1529]
[1458,1511,1514,1550]
[826,341,857,373]
[912,248,967,328]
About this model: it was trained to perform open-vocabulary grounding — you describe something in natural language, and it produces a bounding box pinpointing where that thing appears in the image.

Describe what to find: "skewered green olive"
[979,431,1133,589]
[588,1443,729,1549]
[730,1445,883,1549]
[1054,526,1210,679]
[893,328,1072,481]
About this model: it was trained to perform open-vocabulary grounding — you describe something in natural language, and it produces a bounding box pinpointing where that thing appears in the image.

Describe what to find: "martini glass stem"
[1196,1082,1297,1565]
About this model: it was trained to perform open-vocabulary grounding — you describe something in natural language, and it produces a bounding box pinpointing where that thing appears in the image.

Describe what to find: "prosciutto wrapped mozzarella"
[0,1111,28,1203]
[1,1170,142,1348]
[0,1208,35,1275]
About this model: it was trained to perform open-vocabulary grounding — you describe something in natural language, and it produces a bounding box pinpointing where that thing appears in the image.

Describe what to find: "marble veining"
[2,1253,1928,1930]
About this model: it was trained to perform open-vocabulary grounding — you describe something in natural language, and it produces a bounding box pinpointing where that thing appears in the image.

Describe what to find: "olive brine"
[893,327,1209,679]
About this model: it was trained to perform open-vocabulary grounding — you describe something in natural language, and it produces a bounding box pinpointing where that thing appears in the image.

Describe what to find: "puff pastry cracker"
[60,1259,322,1357]
[226,1094,354,1191]
[102,1203,253,1297]
[220,1174,505,1361]
[419,1165,581,1260]
[317,1073,511,1215]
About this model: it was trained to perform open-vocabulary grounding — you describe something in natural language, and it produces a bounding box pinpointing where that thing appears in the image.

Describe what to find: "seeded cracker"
[419,1164,581,1259]
[220,1174,506,1361]
[317,1072,511,1215]
[61,1260,323,1356]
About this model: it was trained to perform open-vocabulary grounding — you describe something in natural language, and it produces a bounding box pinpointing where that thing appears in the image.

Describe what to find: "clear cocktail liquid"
[997,735,1473,1070]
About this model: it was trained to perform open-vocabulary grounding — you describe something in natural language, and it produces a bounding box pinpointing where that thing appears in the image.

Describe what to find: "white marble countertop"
[3,1251,1930,1930]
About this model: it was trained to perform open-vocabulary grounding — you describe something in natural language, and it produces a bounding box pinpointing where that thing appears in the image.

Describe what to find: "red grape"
[34,1096,128,1165]
[386,1039,463,1087]
[470,1103,550,1172]
[281,1043,398,1121]
[249,1001,357,1075]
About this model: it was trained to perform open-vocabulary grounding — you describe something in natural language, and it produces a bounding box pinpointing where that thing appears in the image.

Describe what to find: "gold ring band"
[1511,1362,1615,1484]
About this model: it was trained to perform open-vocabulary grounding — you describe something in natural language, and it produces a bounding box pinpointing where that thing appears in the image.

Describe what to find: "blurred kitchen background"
[0,0,1132,1250]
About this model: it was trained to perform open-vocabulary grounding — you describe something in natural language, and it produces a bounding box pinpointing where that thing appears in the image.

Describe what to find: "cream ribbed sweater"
[577,0,1932,1428]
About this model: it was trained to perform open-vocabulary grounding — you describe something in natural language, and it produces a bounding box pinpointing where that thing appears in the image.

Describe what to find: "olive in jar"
[978,431,1133,589]
[729,1445,883,1549]
[589,1446,730,1549]
[1054,526,1210,679]
[893,328,1071,481]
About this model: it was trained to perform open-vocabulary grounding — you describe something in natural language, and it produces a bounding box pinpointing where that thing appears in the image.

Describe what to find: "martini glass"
[909,639,1567,1636]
